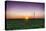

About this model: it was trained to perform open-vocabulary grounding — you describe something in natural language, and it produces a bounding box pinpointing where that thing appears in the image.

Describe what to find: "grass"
[5,18,44,30]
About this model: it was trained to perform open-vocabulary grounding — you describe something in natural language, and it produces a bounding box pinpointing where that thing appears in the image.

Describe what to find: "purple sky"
[6,1,44,19]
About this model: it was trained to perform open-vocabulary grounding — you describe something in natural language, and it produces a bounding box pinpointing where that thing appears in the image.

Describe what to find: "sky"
[6,1,44,19]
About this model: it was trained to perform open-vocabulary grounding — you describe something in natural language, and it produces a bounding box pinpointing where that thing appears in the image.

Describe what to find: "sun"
[25,16,29,20]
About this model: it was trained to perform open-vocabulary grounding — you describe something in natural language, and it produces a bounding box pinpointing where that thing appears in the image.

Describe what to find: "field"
[6,18,44,30]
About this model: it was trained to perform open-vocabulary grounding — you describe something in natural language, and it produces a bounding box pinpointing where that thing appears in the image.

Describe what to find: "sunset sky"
[6,1,44,19]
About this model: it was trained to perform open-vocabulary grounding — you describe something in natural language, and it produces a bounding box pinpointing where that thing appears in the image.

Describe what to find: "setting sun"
[25,16,29,20]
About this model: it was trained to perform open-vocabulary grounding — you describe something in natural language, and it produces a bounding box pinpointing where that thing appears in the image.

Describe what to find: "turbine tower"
[34,10,35,18]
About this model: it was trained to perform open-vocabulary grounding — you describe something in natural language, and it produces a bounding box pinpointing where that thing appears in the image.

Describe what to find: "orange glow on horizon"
[6,15,44,19]
[25,16,29,19]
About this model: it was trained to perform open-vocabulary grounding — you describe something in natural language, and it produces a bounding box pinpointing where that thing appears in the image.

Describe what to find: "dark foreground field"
[5,18,44,30]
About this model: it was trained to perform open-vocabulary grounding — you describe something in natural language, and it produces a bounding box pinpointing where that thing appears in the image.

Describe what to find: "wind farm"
[5,1,44,30]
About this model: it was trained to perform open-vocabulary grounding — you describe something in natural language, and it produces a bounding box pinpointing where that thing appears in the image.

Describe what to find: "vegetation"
[6,19,44,30]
